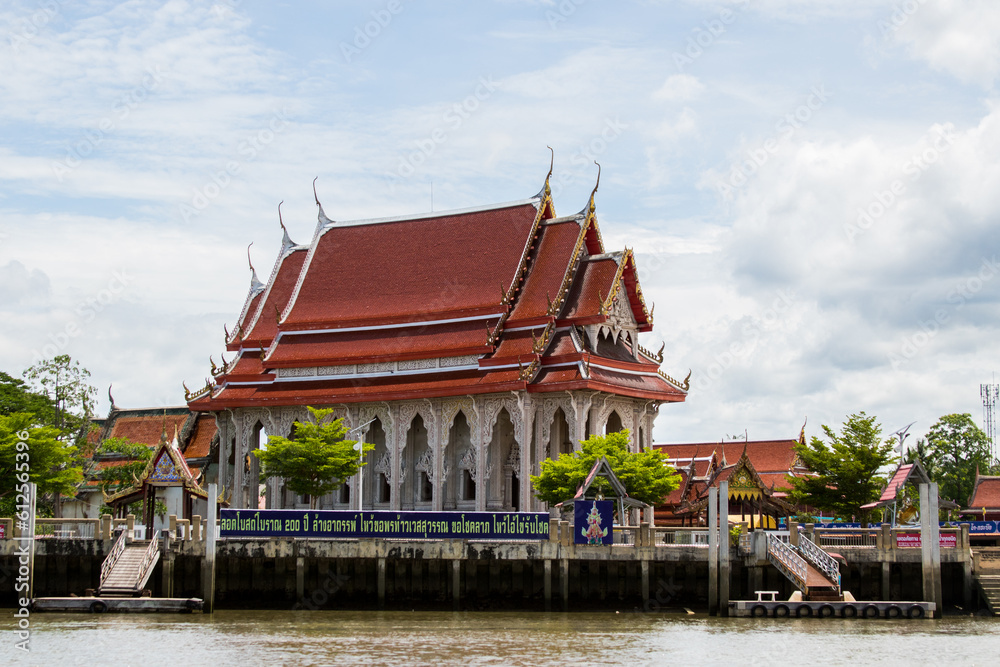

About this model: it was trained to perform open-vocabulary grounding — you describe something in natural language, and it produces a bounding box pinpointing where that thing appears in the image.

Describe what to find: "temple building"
[66,404,218,520]
[186,164,689,512]
[653,437,811,527]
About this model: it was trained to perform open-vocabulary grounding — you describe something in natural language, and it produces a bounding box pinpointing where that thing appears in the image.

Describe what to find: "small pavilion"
[671,448,796,529]
[104,427,213,535]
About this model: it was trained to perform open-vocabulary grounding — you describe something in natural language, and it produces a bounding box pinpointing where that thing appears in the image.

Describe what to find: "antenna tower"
[983,382,999,460]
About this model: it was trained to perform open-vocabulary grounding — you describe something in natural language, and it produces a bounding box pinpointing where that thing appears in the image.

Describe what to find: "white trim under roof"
[272,311,504,344]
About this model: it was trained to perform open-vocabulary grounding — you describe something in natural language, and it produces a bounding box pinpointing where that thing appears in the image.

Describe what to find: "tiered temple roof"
[83,406,219,495]
[187,168,688,410]
[653,438,810,525]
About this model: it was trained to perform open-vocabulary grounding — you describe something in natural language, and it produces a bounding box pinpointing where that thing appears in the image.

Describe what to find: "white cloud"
[888,0,1000,89]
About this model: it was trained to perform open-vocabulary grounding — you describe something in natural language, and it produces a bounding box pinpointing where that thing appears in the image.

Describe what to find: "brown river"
[7,611,1000,666]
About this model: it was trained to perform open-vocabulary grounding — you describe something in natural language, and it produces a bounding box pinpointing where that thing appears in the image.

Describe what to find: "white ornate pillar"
[433,399,445,512]
[475,397,487,512]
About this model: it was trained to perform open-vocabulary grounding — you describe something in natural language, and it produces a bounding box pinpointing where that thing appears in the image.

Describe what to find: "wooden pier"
[31,596,203,613]
[729,599,935,619]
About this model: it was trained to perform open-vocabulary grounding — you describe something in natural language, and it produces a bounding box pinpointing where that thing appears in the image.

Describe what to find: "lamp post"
[349,419,376,511]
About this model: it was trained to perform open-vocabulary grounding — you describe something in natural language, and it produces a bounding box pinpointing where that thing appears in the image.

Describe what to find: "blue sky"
[1,0,998,447]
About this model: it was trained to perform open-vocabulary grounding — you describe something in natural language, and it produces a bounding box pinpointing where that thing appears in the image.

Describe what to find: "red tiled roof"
[969,476,1000,509]
[198,368,527,408]
[191,191,686,411]
[655,440,799,474]
[242,248,308,345]
[107,414,188,446]
[878,463,915,504]
[545,329,579,357]
[561,257,618,320]
[508,218,582,323]
[266,319,497,367]
[184,415,217,459]
[283,202,541,329]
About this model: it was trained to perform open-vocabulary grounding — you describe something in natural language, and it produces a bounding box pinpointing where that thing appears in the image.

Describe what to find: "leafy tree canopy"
[0,412,82,502]
[786,412,897,523]
[530,430,681,507]
[254,406,373,509]
[0,371,56,423]
[915,413,998,506]
[94,437,153,494]
[22,355,97,437]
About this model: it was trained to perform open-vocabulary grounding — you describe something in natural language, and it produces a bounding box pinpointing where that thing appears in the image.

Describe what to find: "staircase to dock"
[765,533,842,601]
[98,530,160,597]
[975,574,1000,616]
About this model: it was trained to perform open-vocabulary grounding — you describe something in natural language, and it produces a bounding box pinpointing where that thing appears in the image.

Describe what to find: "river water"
[8,611,1000,666]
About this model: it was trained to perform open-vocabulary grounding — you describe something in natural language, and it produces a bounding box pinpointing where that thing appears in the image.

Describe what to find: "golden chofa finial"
[544,145,554,195]
[278,200,286,233]
[587,160,601,216]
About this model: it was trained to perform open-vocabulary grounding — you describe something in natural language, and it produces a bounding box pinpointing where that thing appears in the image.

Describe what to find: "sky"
[1,0,998,449]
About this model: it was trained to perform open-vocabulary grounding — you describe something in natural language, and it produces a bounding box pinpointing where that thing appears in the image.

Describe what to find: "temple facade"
[186,165,688,513]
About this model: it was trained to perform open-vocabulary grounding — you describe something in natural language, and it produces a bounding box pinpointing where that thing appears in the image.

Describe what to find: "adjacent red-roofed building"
[65,405,218,526]
[964,473,1000,521]
[186,168,689,512]
[653,438,810,526]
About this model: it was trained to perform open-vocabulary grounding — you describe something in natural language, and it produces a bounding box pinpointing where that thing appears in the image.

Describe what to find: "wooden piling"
[708,487,718,616]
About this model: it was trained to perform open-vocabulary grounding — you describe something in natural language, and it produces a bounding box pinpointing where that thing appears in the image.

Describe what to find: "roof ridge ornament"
[534,146,555,199]
[247,243,264,295]
[108,384,117,411]
[313,177,334,228]
[580,160,600,217]
[278,200,296,250]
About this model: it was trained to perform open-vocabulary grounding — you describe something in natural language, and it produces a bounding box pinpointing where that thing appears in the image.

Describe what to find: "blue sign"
[575,500,613,545]
[220,509,550,540]
[938,520,998,534]
[816,522,861,528]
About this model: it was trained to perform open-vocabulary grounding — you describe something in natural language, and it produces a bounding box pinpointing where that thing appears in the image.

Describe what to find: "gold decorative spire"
[585,160,600,217]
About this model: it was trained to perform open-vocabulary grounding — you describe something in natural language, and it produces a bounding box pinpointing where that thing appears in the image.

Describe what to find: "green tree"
[0,371,56,422]
[786,412,897,524]
[920,413,998,506]
[94,437,153,494]
[22,355,97,436]
[530,430,681,507]
[254,406,373,509]
[0,412,82,504]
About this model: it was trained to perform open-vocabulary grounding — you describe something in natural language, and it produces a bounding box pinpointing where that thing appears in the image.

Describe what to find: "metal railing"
[798,534,841,592]
[35,519,97,539]
[813,528,878,548]
[767,533,808,592]
[100,529,128,588]
[134,530,161,591]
